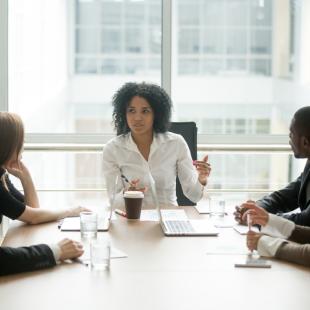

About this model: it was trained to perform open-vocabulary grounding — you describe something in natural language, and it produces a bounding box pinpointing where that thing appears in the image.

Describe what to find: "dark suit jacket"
[257,160,310,226]
[0,244,56,276]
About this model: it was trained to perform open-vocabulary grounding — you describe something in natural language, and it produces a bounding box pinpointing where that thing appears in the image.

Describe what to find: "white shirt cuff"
[257,235,286,257]
[188,179,205,202]
[261,214,295,238]
[48,243,61,263]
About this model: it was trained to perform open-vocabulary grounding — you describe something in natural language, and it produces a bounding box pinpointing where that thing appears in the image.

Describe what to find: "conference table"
[0,206,309,310]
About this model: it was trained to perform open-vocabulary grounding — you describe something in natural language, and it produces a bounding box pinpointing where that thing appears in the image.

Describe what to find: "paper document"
[60,216,113,231]
[110,247,128,259]
[235,255,271,268]
[139,209,188,221]
[194,204,210,214]
[212,217,236,228]
[233,224,259,235]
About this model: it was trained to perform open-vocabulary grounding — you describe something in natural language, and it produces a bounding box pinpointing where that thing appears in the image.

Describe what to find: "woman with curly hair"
[102,82,211,209]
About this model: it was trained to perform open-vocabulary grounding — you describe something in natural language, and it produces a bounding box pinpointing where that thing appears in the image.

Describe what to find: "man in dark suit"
[235,106,310,226]
[0,238,83,276]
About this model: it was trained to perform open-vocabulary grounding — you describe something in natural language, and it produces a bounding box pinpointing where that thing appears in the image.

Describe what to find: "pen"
[247,213,253,254]
[247,213,252,231]
[121,174,131,185]
[73,258,88,267]
[115,209,127,218]
[57,219,64,229]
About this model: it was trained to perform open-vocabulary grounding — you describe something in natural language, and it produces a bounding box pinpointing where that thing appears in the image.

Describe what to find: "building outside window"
[5,0,310,206]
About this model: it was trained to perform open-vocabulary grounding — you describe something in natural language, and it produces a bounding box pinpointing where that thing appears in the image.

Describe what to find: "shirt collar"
[117,132,176,153]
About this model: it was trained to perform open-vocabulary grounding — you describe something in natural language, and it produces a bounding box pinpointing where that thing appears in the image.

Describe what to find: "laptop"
[60,176,118,232]
[148,173,218,236]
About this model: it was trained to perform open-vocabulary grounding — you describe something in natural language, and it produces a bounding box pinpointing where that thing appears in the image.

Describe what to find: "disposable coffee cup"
[123,191,144,219]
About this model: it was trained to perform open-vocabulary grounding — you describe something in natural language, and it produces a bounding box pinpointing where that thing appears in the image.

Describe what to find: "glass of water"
[90,239,111,271]
[210,198,226,218]
[80,211,98,240]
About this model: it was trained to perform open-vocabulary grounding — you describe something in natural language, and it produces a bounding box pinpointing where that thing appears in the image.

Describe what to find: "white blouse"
[102,132,204,209]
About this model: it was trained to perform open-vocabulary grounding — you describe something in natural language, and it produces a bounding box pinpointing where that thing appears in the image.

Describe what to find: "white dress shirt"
[257,214,295,257]
[102,132,204,209]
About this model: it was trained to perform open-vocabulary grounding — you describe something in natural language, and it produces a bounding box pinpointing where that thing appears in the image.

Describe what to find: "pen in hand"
[247,213,252,232]
[121,174,131,185]
[247,213,253,254]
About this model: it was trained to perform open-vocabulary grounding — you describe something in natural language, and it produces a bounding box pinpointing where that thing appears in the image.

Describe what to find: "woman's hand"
[127,179,147,193]
[57,238,84,260]
[246,231,262,252]
[241,201,269,227]
[194,155,211,186]
[5,160,30,180]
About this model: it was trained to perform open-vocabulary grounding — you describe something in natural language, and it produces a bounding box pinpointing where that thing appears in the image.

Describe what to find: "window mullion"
[0,0,8,111]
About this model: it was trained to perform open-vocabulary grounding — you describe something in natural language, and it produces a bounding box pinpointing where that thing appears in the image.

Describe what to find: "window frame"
[0,0,291,149]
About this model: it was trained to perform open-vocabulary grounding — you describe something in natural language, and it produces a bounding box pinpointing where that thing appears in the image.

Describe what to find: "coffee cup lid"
[123,191,144,198]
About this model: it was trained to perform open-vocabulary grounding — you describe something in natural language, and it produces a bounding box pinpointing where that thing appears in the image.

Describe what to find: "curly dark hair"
[112,82,172,135]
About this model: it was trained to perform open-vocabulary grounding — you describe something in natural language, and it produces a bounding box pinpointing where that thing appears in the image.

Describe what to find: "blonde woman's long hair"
[0,112,24,167]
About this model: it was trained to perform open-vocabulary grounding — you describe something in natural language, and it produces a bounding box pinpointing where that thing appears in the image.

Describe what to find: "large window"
[177,0,272,76]
[75,0,161,75]
[2,0,310,196]
[8,0,161,134]
[8,0,309,135]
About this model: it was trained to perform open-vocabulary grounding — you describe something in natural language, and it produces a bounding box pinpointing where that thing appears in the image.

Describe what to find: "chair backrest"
[169,122,197,206]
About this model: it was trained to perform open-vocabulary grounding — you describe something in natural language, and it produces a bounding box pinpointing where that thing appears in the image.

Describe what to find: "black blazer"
[0,244,56,276]
[257,160,310,226]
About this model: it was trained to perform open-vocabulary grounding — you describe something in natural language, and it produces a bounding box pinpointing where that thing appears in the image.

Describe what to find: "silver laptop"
[148,173,218,236]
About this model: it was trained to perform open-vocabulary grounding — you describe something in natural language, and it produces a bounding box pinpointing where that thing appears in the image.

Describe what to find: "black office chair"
[169,122,198,206]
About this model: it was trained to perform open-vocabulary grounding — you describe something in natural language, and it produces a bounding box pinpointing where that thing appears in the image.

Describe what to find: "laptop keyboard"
[165,220,195,234]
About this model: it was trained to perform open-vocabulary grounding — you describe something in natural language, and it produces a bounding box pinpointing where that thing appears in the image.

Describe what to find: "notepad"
[194,203,210,214]
[212,217,235,228]
[233,224,259,235]
[60,217,109,231]
[139,209,188,221]
[235,255,271,268]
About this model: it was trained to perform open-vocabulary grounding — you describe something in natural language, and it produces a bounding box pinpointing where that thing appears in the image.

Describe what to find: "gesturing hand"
[194,155,211,186]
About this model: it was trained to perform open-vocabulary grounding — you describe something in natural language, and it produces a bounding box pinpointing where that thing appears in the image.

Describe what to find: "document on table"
[139,209,188,221]
[194,203,210,214]
[211,217,236,228]
[235,255,272,268]
[60,217,105,231]
[110,247,128,259]
[233,224,259,235]
[60,213,117,231]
